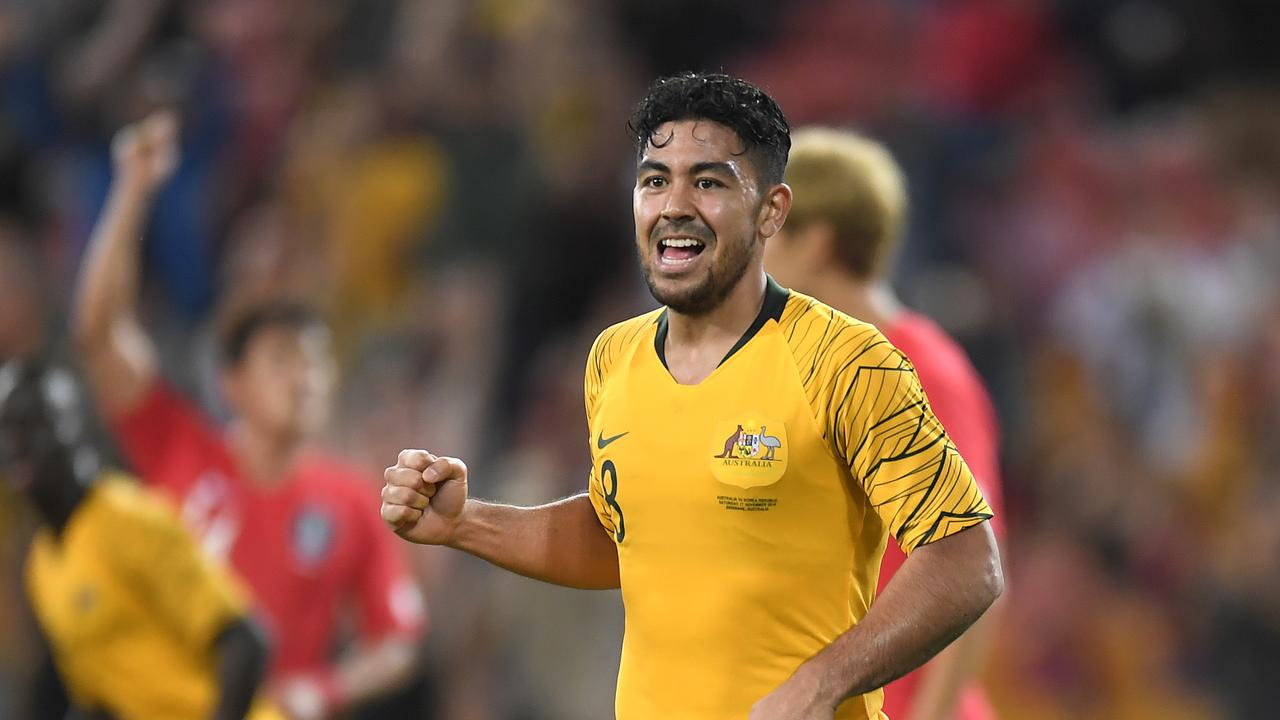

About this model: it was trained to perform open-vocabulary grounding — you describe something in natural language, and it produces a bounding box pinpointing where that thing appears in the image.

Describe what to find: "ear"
[757,183,793,240]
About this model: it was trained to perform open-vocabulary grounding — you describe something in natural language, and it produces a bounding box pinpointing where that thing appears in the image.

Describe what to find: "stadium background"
[1,0,1278,718]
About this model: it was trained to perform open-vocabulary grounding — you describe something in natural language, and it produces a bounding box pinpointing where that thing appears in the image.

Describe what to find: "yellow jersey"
[25,474,281,720]
[586,278,993,720]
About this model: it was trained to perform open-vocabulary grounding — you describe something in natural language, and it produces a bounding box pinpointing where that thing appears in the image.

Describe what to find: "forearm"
[211,618,269,720]
[904,600,998,720]
[331,636,417,709]
[802,523,1003,708]
[73,177,151,347]
[450,494,620,590]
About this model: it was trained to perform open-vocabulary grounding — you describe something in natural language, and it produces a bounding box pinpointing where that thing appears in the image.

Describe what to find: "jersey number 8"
[601,459,625,543]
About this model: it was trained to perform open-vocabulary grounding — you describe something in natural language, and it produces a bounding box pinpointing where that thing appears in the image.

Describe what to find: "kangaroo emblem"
[759,426,782,461]
[715,424,745,458]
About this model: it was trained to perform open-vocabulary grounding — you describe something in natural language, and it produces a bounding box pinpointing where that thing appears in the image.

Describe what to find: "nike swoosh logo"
[597,431,629,449]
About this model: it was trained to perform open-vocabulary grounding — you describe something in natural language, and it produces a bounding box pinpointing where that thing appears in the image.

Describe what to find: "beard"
[639,225,756,317]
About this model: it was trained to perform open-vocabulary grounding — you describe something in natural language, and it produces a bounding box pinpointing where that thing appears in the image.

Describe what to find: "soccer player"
[381,73,1003,720]
[765,128,1006,720]
[72,113,426,720]
[0,361,280,720]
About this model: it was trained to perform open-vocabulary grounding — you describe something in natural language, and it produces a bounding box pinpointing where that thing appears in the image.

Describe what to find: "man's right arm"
[381,450,620,590]
[72,112,177,418]
[453,496,620,589]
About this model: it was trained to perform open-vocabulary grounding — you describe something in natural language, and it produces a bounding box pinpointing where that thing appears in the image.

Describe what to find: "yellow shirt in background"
[26,474,281,720]
[586,280,993,720]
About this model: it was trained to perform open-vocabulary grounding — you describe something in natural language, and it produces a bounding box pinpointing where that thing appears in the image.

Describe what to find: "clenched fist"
[381,449,468,545]
[111,110,180,193]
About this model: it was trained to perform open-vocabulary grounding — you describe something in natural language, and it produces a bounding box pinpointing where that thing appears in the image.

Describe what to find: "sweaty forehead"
[642,120,749,162]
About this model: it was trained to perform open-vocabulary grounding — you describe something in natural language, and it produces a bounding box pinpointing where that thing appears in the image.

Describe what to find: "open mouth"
[657,237,707,266]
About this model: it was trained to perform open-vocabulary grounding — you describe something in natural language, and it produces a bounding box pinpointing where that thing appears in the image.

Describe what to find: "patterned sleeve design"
[783,297,992,553]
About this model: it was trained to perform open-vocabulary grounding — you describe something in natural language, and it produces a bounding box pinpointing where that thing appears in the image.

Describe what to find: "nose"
[660,179,696,222]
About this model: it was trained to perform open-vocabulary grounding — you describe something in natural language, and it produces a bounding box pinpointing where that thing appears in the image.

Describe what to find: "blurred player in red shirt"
[72,112,426,720]
[766,127,1005,720]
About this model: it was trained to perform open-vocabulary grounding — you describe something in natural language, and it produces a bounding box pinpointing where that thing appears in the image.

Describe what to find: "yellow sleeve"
[582,315,657,538]
[109,484,250,649]
[822,331,992,553]
[587,465,619,540]
[585,327,619,538]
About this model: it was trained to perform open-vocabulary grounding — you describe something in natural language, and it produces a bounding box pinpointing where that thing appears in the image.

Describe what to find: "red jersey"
[111,381,425,678]
[879,310,1004,720]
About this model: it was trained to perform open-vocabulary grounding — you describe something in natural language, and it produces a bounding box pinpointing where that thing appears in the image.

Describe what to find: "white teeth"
[660,238,704,248]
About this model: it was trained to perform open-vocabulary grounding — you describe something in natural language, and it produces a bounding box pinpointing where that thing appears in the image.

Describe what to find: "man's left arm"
[751,522,1002,719]
[895,346,1007,720]
[338,496,426,707]
[274,638,419,720]
[275,497,425,719]
[755,337,1002,719]
[211,618,270,720]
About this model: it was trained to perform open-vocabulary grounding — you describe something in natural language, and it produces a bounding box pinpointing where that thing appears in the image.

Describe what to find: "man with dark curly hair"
[381,73,1003,720]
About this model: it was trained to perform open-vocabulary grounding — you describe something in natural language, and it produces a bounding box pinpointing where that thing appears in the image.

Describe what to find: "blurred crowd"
[1,0,1278,718]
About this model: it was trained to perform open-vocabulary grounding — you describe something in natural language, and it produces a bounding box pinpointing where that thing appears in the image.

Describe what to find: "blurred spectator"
[73,113,425,720]
[0,221,48,720]
[0,361,277,720]
[276,81,448,355]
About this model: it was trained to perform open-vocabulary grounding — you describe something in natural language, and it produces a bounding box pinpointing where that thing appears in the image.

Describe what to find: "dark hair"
[0,361,46,424]
[0,361,84,457]
[628,72,791,186]
[220,300,325,367]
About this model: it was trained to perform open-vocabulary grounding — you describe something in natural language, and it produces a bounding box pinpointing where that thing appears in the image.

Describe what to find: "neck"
[227,421,302,487]
[663,267,767,385]
[667,267,768,346]
[806,273,901,329]
[31,455,94,537]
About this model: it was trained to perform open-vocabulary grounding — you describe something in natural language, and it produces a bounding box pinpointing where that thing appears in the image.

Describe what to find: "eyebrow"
[638,159,669,175]
[690,161,738,177]
[636,159,739,178]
